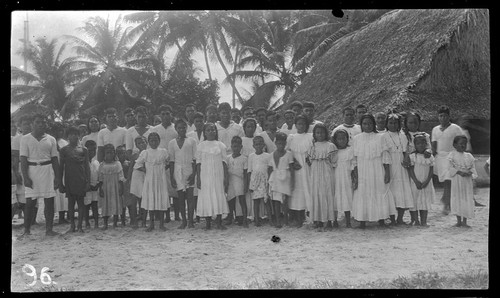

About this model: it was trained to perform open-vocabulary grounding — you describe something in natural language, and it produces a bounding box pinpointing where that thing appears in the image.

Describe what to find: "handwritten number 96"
[22,264,53,286]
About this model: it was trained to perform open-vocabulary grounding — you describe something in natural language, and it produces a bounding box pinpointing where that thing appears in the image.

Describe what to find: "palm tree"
[11,37,76,120]
[64,15,161,117]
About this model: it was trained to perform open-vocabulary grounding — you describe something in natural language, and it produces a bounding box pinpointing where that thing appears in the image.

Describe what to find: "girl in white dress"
[83,140,100,229]
[226,136,249,227]
[332,129,356,228]
[196,123,229,230]
[248,136,271,227]
[382,113,414,225]
[168,119,197,229]
[186,112,205,223]
[133,132,170,232]
[307,124,337,231]
[448,135,478,227]
[286,114,312,227]
[268,132,295,227]
[352,114,396,228]
[128,136,148,227]
[408,134,436,227]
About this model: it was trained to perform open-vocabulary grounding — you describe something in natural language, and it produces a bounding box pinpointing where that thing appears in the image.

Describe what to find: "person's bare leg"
[274,201,282,228]
[91,202,99,229]
[159,211,167,231]
[23,198,35,235]
[44,197,58,236]
[186,188,195,228]
[76,196,85,233]
[67,195,76,232]
[205,216,212,230]
[419,210,429,227]
[442,180,451,214]
[345,211,352,228]
[102,216,109,230]
[225,198,235,225]
[238,195,248,228]
[455,216,462,227]
[254,200,261,227]
[146,211,154,232]
[113,215,118,228]
[462,217,470,228]
[173,197,181,221]
[178,191,187,229]
[216,214,226,230]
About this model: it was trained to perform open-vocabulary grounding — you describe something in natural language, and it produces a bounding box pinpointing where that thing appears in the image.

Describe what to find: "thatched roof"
[288,9,490,127]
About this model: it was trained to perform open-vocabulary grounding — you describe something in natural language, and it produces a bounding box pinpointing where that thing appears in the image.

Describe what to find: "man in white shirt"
[185,104,196,133]
[431,105,465,214]
[216,102,244,155]
[97,107,127,162]
[331,107,361,146]
[19,113,60,237]
[303,101,323,133]
[151,104,179,221]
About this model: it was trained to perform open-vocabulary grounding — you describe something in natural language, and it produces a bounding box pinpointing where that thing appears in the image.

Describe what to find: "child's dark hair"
[231,108,240,114]
[290,101,303,110]
[116,144,126,153]
[65,126,80,137]
[242,117,257,130]
[283,110,295,117]
[303,101,315,110]
[342,107,355,115]
[355,104,367,112]
[453,135,468,145]
[202,123,218,141]
[294,114,310,132]
[134,136,147,146]
[103,143,116,153]
[135,106,148,115]
[84,140,97,148]
[185,103,196,110]
[105,107,117,115]
[413,133,428,149]
[148,132,160,142]
[275,132,288,143]
[124,107,134,115]
[87,115,100,130]
[253,135,264,143]
[312,123,329,142]
[218,102,232,113]
[332,129,349,147]
[255,107,267,115]
[231,135,242,145]
[193,112,204,121]
[437,105,450,115]
[359,114,377,133]
[265,110,277,119]
[385,113,401,131]
[174,118,187,128]
[159,105,173,113]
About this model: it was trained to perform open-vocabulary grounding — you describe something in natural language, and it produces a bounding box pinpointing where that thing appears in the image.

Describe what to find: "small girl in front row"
[307,124,337,231]
[248,135,271,227]
[96,144,125,230]
[134,132,170,232]
[84,140,100,229]
[226,136,249,227]
[128,136,148,228]
[447,135,478,228]
[332,129,356,228]
[268,132,295,228]
[408,134,436,227]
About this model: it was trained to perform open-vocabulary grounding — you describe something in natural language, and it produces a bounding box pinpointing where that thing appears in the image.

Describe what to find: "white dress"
[134,148,170,211]
[333,147,355,213]
[286,133,313,211]
[259,131,277,153]
[448,150,477,218]
[382,131,414,209]
[352,132,396,221]
[187,130,204,196]
[248,152,271,200]
[308,141,337,222]
[196,141,229,217]
[84,158,100,205]
[227,154,248,201]
[268,151,294,203]
[409,153,436,211]
[168,138,197,192]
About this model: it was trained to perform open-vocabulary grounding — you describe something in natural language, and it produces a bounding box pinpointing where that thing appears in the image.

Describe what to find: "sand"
[10,187,489,291]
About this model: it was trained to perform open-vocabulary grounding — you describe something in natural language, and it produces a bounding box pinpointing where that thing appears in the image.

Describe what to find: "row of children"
[11,100,484,238]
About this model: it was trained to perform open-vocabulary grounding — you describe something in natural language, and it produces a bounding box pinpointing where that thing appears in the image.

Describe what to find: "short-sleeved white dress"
[448,150,477,218]
[286,133,313,211]
[268,151,294,203]
[168,137,197,192]
[409,153,436,211]
[134,148,170,211]
[333,147,355,213]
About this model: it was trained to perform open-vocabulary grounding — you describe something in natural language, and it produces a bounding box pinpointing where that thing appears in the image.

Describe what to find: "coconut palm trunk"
[210,34,243,102]
[202,41,212,81]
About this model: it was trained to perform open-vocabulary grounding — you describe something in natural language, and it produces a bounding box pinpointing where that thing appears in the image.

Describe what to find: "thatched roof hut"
[288,9,490,128]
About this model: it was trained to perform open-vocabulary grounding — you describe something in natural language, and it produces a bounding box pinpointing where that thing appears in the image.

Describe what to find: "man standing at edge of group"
[185,104,196,133]
[431,105,465,214]
[216,102,245,155]
[303,101,323,134]
[19,113,61,237]
[97,108,127,163]
[151,104,179,221]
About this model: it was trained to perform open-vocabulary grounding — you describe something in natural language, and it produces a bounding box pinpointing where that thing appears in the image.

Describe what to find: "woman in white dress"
[352,114,396,228]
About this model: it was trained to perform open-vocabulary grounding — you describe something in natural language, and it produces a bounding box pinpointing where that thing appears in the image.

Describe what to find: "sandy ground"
[10,187,489,291]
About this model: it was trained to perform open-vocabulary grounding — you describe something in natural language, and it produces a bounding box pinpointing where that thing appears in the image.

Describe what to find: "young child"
[408,134,436,227]
[268,132,295,227]
[84,140,100,229]
[382,113,414,225]
[128,136,148,227]
[134,132,170,231]
[248,135,271,227]
[352,114,396,228]
[332,129,356,228]
[375,112,387,133]
[196,123,229,230]
[116,145,131,227]
[59,126,91,233]
[448,135,478,228]
[307,124,337,231]
[226,136,249,227]
[286,114,311,227]
[96,144,125,230]
[187,112,205,223]
[168,119,197,229]
[331,107,362,146]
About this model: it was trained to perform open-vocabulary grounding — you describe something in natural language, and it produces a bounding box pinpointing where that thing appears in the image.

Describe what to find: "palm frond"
[11,67,40,85]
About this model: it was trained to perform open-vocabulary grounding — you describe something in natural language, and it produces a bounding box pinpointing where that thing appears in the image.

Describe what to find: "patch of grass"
[246,278,299,289]
[449,269,489,289]
[391,271,445,289]
[33,284,75,292]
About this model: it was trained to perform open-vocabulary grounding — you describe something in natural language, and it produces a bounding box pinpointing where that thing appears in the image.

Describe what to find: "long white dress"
[237,136,265,218]
[286,133,313,212]
[268,151,294,203]
[168,137,197,192]
[409,153,436,211]
[227,154,247,201]
[308,141,337,222]
[448,150,477,218]
[248,152,271,200]
[134,148,170,211]
[333,147,355,213]
[196,140,229,217]
[352,132,396,221]
[382,131,414,209]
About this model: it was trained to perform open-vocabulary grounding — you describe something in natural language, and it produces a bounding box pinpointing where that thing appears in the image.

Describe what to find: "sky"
[10,10,250,113]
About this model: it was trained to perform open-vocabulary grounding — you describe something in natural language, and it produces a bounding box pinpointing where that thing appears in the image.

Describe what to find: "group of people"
[11,100,488,238]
